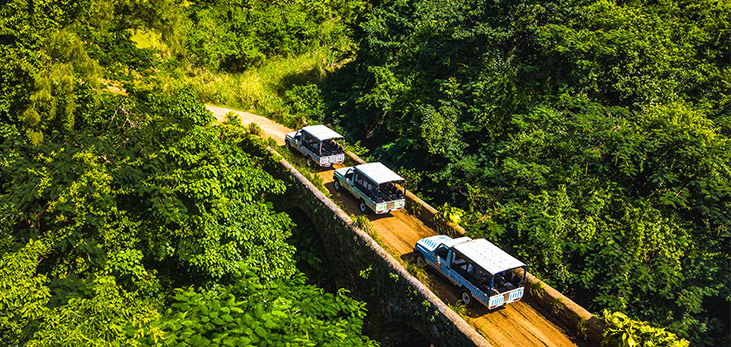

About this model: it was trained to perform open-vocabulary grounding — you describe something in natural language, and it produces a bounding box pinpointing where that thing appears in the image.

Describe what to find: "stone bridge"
[202,102,609,346]
[272,152,489,346]
[265,147,605,347]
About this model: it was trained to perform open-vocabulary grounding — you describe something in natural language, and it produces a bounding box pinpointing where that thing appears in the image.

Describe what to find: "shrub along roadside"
[602,310,689,347]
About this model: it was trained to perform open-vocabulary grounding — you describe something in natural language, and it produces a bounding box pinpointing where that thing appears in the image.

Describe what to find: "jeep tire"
[359,200,367,214]
[415,254,426,268]
[460,289,472,306]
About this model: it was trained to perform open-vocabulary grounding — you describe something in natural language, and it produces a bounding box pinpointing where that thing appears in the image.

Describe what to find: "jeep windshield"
[355,162,406,203]
[377,181,405,202]
[301,125,344,155]
[320,138,344,156]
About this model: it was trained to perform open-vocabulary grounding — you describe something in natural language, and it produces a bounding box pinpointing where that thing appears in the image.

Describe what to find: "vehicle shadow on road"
[466,302,504,318]
[367,212,397,222]
[400,251,421,265]
[399,251,507,319]
[324,184,403,223]
[323,181,338,194]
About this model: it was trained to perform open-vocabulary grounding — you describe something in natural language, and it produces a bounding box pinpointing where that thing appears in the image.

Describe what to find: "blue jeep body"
[414,235,527,309]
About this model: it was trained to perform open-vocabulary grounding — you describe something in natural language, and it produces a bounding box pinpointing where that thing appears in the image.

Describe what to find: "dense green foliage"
[0,88,374,345]
[183,0,361,72]
[602,310,689,347]
[4,0,727,344]
[140,275,370,346]
[124,0,364,130]
[0,0,375,345]
[315,0,730,344]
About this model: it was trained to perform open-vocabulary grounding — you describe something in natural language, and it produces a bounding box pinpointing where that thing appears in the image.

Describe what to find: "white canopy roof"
[453,238,526,275]
[356,162,405,185]
[301,125,343,142]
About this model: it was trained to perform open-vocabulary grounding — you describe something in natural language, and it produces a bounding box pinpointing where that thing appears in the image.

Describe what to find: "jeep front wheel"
[415,254,426,268]
[460,289,472,306]
[334,179,340,191]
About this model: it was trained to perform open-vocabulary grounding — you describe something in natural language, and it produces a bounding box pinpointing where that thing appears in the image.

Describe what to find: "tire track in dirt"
[208,105,579,347]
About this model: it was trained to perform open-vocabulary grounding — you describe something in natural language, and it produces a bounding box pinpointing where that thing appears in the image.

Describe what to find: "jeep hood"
[416,235,471,252]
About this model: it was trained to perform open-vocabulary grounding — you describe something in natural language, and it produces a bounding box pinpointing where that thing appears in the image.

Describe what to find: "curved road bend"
[207,105,579,347]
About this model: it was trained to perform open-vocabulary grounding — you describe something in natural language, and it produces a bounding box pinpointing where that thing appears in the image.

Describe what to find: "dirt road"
[208,105,291,146]
[208,105,579,347]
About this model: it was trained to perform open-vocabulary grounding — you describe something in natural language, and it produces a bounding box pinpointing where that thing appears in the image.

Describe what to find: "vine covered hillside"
[317,0,730,344]
[0,0,374,345]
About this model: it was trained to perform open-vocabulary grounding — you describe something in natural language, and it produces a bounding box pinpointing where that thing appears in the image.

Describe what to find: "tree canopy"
[0,1,375,345]
[318,0,730,344]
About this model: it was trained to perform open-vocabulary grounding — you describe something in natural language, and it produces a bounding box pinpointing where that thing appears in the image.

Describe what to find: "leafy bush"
[0,87,371,344]
[138,273,375,346]
[183,0,357,72]
[602,310,690,347]
[353,215,375,235]
[285,84,325,123]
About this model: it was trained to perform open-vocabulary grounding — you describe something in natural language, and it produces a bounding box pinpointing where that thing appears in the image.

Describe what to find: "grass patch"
[447,302,467,316]
[353,215,375,235]
[551,297,566,314]
[130,29,168,51]
[577,317,589,337]
[406,198,423,216]
[353,214,397,253]
[247,122,263,137]
[526,279,544,299]
[149,49,333,128]
[273,145,330,196]
[405,262,430,284]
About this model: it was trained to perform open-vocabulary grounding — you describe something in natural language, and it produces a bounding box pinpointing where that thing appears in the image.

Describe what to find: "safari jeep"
[333,162,406,214]
[285,125,345,168]
[414,235,527,309]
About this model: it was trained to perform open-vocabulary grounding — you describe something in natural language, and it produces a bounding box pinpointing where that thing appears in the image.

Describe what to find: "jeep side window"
[475,268,493,293]
[453,254,474,280]
[303,133,318,152]
[435,245,449,260]
[452,254,466,267]
[354,173,362,186]
[345,169,354,180]
[354,173,377,200]
[363,180,376,200]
